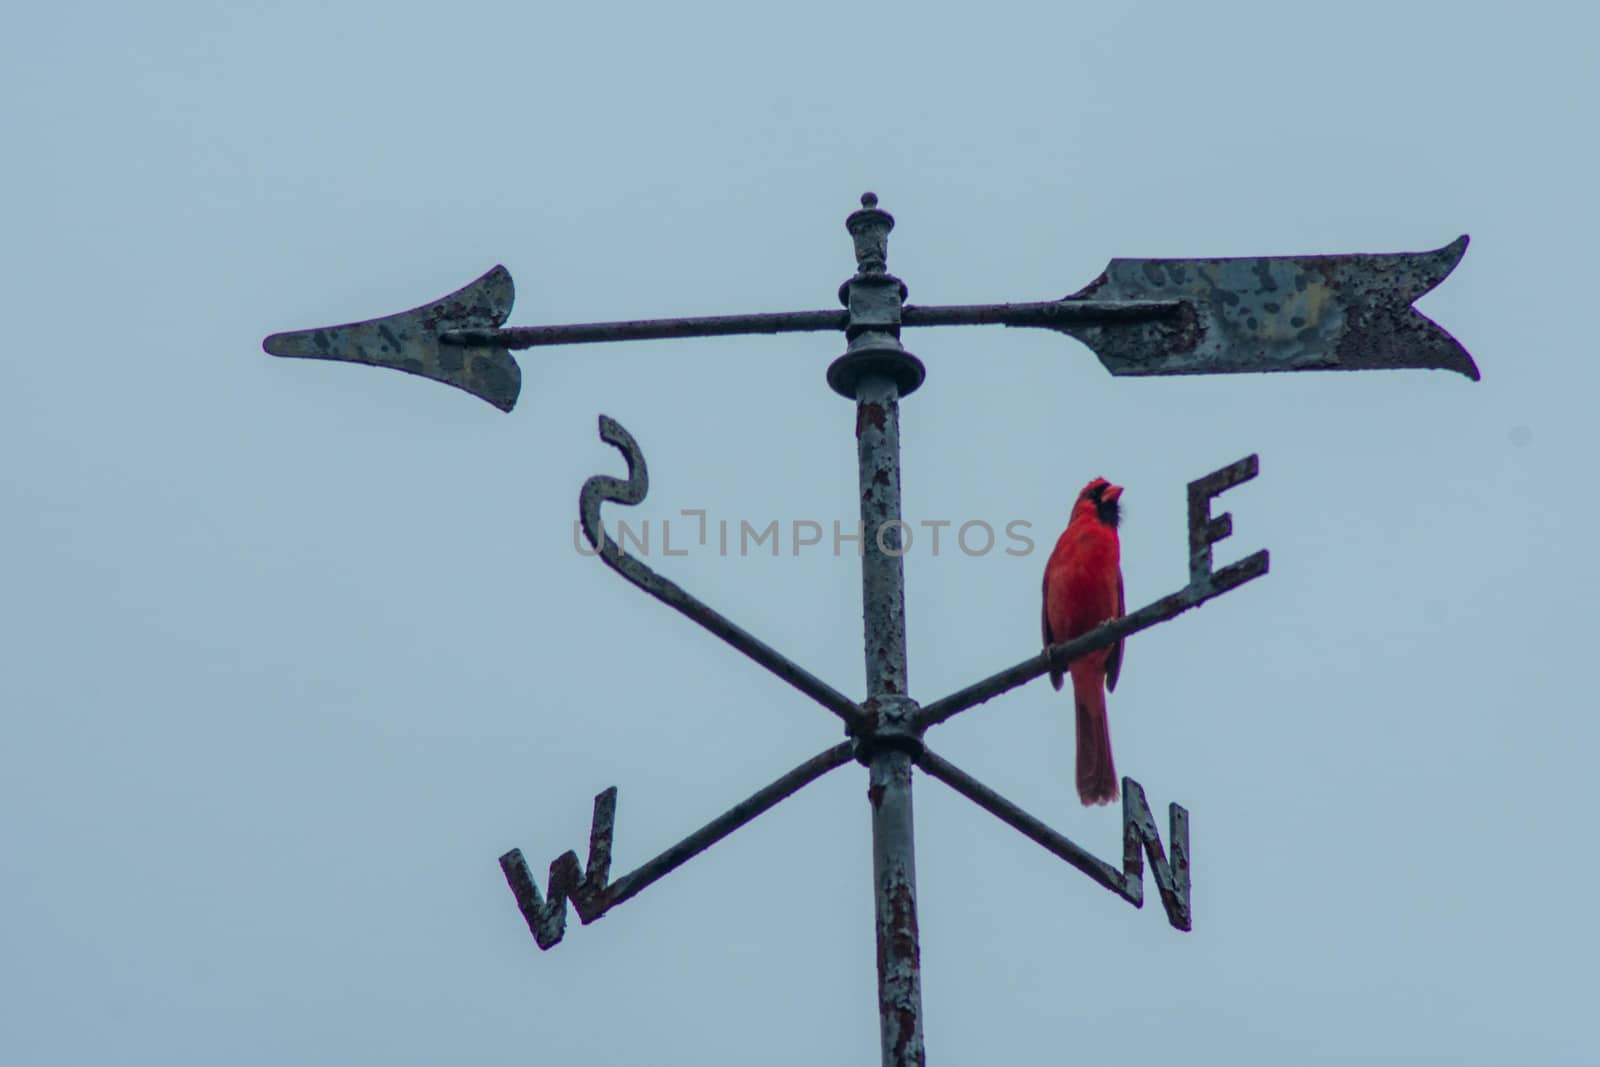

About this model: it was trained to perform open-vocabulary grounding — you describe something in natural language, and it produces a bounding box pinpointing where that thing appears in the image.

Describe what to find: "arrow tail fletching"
[263,266,521,410]
[1061,236,1477,380]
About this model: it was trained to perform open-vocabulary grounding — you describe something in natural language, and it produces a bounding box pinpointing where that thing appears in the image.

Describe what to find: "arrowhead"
[263,266,521,411]
[1062,236,1478,380]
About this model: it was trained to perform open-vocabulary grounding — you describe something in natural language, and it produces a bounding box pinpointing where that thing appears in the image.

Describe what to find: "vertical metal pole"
[831,194,930,1067]
[855,373,925,1067]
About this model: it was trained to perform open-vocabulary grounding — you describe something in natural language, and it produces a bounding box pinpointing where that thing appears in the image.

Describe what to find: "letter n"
[1120,778,1191,931]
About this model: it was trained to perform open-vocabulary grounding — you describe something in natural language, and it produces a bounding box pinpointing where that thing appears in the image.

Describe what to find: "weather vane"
[264,193,1475,1066]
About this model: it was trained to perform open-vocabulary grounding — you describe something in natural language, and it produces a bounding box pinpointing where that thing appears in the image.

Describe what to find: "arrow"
[1053,236,1477,380]
[261,237,1475,412]
[262,266,520,411]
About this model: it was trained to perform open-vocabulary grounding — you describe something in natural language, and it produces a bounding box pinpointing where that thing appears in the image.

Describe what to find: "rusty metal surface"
[263,220,1475,420]
[500,741,854,949]
[603,741,855,909]
[853,377,912,701]
[916,750,1190,930]
[1120,779,1191,931]
[446,306,850,349]
[263,266,520,410]
[901,297,1184,329]
[578,414,865,731]
[500,786,616,949]
[869,747,924,1067]
[914,747,1126,896]
[1058,236,1477,379]
[842,201,927,1065]
[438,298,1188,352]
[829,194,925,399]
[1189,454,1260,589]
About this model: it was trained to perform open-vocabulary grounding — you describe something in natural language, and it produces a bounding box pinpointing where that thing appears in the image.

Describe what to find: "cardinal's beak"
[1103,484,1124,504]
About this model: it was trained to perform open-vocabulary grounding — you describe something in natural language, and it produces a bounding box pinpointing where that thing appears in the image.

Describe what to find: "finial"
[846,193,894,275]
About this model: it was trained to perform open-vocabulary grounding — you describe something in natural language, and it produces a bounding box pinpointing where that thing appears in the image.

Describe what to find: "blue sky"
[3,3,1596,1064]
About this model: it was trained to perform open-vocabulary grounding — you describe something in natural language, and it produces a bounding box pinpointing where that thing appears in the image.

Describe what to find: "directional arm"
[918,454,1269,731]
[914,748,1191,930]
[915,560,1266,730]
[579,415,866,731]
[500,741,855,949]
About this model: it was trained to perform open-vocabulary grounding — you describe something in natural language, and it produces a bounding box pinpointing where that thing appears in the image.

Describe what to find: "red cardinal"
[1042,478,1125,806]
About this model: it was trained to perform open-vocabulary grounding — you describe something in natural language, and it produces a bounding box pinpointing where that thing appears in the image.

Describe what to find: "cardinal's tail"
[1071,664,1119,806]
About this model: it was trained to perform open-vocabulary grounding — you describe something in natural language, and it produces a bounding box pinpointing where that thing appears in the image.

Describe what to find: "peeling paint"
[263,266,521,410]
[1060,237,1477,379]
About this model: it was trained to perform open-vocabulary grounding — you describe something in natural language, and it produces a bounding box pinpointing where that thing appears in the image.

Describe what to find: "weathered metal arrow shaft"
[438,299,1184,349]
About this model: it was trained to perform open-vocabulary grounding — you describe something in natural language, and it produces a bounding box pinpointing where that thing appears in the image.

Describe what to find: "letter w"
[499,788,617,949]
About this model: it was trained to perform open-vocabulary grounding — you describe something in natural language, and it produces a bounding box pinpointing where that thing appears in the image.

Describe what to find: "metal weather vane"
[263,193,1475,1067]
